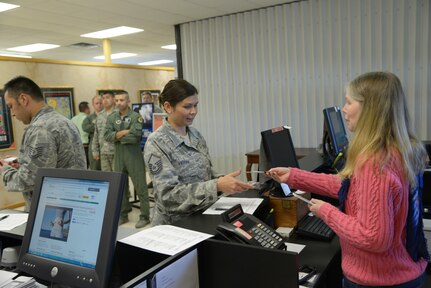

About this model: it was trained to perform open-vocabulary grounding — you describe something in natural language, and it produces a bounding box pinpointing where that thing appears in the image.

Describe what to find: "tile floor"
[119,180,154,231]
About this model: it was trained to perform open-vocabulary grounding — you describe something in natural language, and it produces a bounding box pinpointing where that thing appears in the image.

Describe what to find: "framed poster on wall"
[0,90,15,150]
[41,87,74,119]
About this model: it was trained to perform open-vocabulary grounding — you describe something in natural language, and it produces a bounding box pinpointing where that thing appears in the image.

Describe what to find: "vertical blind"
[179,0,430,179]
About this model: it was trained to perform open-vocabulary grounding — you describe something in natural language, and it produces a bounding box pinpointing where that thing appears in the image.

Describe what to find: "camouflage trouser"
[100,154,114,172]
[88,144,101,170]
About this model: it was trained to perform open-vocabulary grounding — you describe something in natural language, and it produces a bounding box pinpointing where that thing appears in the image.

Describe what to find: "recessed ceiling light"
[161,44,177,50]
[138,60,174,66]
[0,2,19,12]
[81,26,143,39]
[94,53,137,60]
[7,43,60,52]
[0,53,32,58]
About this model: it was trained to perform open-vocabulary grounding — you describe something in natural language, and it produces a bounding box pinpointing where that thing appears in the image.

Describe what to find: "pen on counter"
[0,215,9,221]
[214,207,230,211]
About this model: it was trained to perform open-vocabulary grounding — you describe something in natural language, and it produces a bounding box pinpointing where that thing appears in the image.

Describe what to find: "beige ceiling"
[0,0,291,68]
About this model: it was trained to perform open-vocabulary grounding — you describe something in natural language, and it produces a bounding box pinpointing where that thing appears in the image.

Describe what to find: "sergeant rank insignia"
[148,154,162,175]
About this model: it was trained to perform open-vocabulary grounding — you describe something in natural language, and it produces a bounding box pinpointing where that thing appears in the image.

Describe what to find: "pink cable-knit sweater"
[287,152,427,286]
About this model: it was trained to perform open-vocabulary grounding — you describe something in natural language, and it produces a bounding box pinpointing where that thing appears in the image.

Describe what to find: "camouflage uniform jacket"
[144,119,222,225]
[92,109,115,158]
[82,112,97,144]
[2,106,86,209]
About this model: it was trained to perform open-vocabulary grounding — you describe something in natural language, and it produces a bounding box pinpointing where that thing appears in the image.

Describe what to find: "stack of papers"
[0,270,40,288]
[0,214,28,231]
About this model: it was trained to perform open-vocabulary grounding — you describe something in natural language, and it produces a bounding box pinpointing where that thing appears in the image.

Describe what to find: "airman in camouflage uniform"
[92,91,116,172]
[92,109,116,171]
[1,76,86,211]
[82,95,103,170]
[144,120,223,225]
[104,91,150,228]
[143,79,253,226]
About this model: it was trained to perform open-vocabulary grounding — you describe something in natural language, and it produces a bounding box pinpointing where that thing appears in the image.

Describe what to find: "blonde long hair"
[339,72,427,188]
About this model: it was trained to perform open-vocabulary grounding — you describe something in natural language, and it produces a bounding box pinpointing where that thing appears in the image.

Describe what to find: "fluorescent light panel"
[139,60,173,66]
[7,43,60,52]
[94,53,137,60]
[161,44,177,50]
[0,2,19,12]
[81,26,143,39]
[0,53,32,58]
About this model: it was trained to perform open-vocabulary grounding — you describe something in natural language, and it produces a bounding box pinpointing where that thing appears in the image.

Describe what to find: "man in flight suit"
[104,90,150,228]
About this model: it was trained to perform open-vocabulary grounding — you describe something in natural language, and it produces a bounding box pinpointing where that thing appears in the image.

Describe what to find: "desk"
[173,200,342,288]
[245,147,318,181]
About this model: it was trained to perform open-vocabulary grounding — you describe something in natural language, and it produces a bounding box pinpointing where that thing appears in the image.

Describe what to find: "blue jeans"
[342,273,425,288]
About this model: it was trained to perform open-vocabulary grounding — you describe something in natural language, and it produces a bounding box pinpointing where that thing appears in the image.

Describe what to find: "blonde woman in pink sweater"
[267,72,428,287]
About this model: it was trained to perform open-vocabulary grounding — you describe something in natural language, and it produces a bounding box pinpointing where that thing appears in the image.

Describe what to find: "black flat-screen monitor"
[260,126,299,196]
[18,168,126,287]
[422,170,431,219]
[322,106,349,162]
[261,126,299,169]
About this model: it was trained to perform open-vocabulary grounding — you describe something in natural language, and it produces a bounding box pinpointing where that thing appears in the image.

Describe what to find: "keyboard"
[295,214,335,241]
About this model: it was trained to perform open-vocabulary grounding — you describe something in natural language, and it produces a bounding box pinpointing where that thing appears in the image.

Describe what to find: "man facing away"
[0,76,86,211]
[71,101,90,167]
[104,90,150,228]
[82,95,103,170]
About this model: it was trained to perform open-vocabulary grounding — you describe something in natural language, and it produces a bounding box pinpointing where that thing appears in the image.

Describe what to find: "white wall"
[179,0,431,178]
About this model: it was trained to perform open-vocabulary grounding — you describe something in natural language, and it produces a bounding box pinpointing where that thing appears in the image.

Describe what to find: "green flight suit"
[104,108,150,221]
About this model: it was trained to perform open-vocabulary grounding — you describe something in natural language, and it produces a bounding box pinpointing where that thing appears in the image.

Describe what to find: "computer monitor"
[260,126,299,196]
[322,106,349,164]
[422,170,431,219]
[132,103,154,150]
[18,168,126,287]
[261,126,299,169]
[121,247,199,288]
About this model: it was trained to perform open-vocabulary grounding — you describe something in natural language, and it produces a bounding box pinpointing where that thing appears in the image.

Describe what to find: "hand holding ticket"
[292,192,314,205]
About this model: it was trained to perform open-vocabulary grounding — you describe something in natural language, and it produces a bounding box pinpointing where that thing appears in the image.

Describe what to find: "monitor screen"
[122,248,199,288]
[132,103,154,150]
[18,168,126,287]
[422,170,431,219]
[322,106,349,159]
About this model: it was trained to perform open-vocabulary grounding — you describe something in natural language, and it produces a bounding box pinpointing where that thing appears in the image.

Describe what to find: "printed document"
[0,213,28,231]
[203,197,263,215]
[119,225,212,255]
